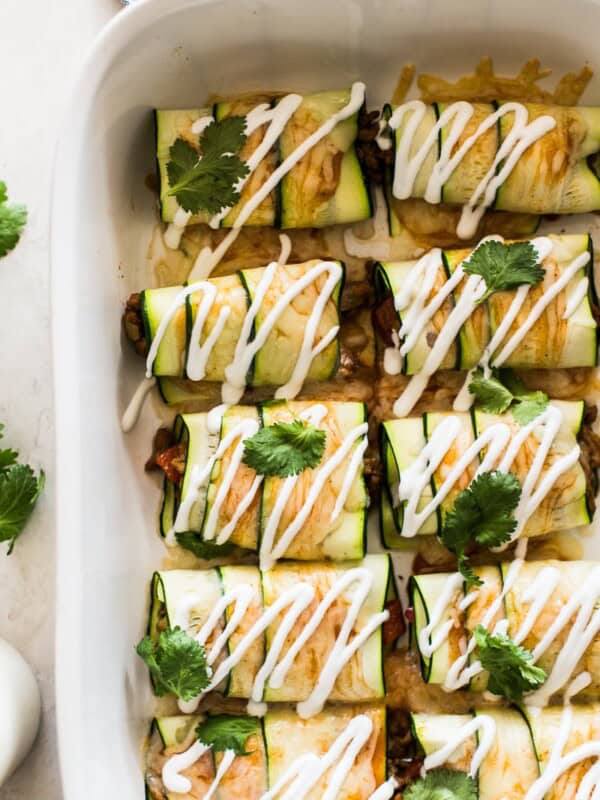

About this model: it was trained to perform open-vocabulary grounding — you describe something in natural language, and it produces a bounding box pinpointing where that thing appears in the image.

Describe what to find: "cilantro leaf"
[468,371,513,414]
[175,532,235,560]
[0,181,27,257]
[511,392,549,425]
[0,464,45,554]
[166,116,249,215]
[463,240,545,304]
[441,471,521,586]
[136,627,210,701]
[0,426,18,474]
[473,624,547,701]
[405,768,478,800]
[242,420,327,478]
[457,552,483,589]
[469,369,549,425]
[196,715,259,755]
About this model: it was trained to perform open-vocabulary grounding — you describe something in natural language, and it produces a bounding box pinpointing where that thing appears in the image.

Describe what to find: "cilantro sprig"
[242,420,327,478]
[404,768,477,800]
[474,624,547,701]
[0,181,27,258]
[167,116,249,215]
[175,532,235,560]
[441,471,521,587]
[196,715,259,755]
[463,240,545,304]
[0,423,45,554]
[469,368,549,424]
[136,627,210,701]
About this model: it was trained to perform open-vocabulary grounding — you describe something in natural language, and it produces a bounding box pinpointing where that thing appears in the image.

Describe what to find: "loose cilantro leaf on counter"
[196,715,259,755]
[175,532,235,560]
[441,471,521,587]
[404,768,478,800]
[242,420,327,478]
[473,624,547,701]
[136,627,210,701]
[469,369,549,423]
[463,240,545,304]
[167,116,249,215]
[0,181,27,258]
[0,424,44,554]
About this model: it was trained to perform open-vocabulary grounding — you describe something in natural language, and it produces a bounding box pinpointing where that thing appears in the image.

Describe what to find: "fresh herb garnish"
[0,181,27,257]
[441,471,521,587]
[136,627,210,701]
[175,532,235,560]
[196,715,259,755]
[0,424,45,554]
[242,420,327,478]
[469,368,549,423]
[463,240,545,304]
[474,624,547,701]
[404,768,478,800]
[167,116,249,215]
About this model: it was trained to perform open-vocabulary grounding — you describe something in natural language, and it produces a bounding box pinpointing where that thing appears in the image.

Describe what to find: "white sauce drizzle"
[398,404,579,541]
[162,714,398,800]
[415,561,600,701]
[173,402,367,566]
[344,186,394,261]
[120,376,156,432]
[423,714,496,778]
[168,84,365,281]
[564,277,590,320]
[175,566,389,719]
[144,259,342,408]
[388,100,556,239]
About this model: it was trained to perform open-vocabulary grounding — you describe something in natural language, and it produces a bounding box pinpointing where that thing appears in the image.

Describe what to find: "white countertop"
[0,2,116,797]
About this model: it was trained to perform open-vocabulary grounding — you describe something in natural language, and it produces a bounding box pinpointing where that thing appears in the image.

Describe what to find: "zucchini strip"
[145,705,390,800]
[141,260,344,399]
[409,561,600,699]
[380,401,590,545]
[146,556,396,714]
[408,705,600,800]
[156,87,371,230]
[387,100,600,240]
[159,400,368,567]
[374,234,597,390]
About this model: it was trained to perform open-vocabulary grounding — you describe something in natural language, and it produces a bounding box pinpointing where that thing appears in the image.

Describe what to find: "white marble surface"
[0,1,116,797]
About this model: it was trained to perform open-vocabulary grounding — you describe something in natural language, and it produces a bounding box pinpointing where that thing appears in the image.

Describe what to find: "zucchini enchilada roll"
[141,556,399,717]
[383,98,600,240]
[145,705,395,800]
[409,560,600,702]
[126,259,349,406]
[157,85,372,238]
[400,705,600,800]
[380,400,594,549]
[373,234,598,417]
[155,400,368,569]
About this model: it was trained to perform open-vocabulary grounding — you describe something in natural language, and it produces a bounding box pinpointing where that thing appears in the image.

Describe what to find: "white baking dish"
[51,0,600,797]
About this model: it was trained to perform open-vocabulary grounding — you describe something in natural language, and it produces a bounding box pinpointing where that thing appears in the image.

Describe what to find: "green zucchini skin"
[146,556,395,705]
[374,234,598,376]
[156,89,371,231]
[160,400,368,563]
[380,402,590,547]
[410,561,600,695]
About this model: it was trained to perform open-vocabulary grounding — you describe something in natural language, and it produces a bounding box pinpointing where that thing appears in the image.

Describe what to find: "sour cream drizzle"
[165,84,366,281]
[399,404,580,541]
[388,100,556,240]
[423,714,497,778]
[144,259,342,408]
[163,714,398,799]
[172,403,367,567]
[391,237,591,417]
[416,561,600,700]
[174,566,389,719]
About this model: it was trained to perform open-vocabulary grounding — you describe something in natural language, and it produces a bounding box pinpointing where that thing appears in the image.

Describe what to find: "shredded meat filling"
[123,292,148,356]
[356,106,394,185]
[579,404,600,514]
[383,599,406,645]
